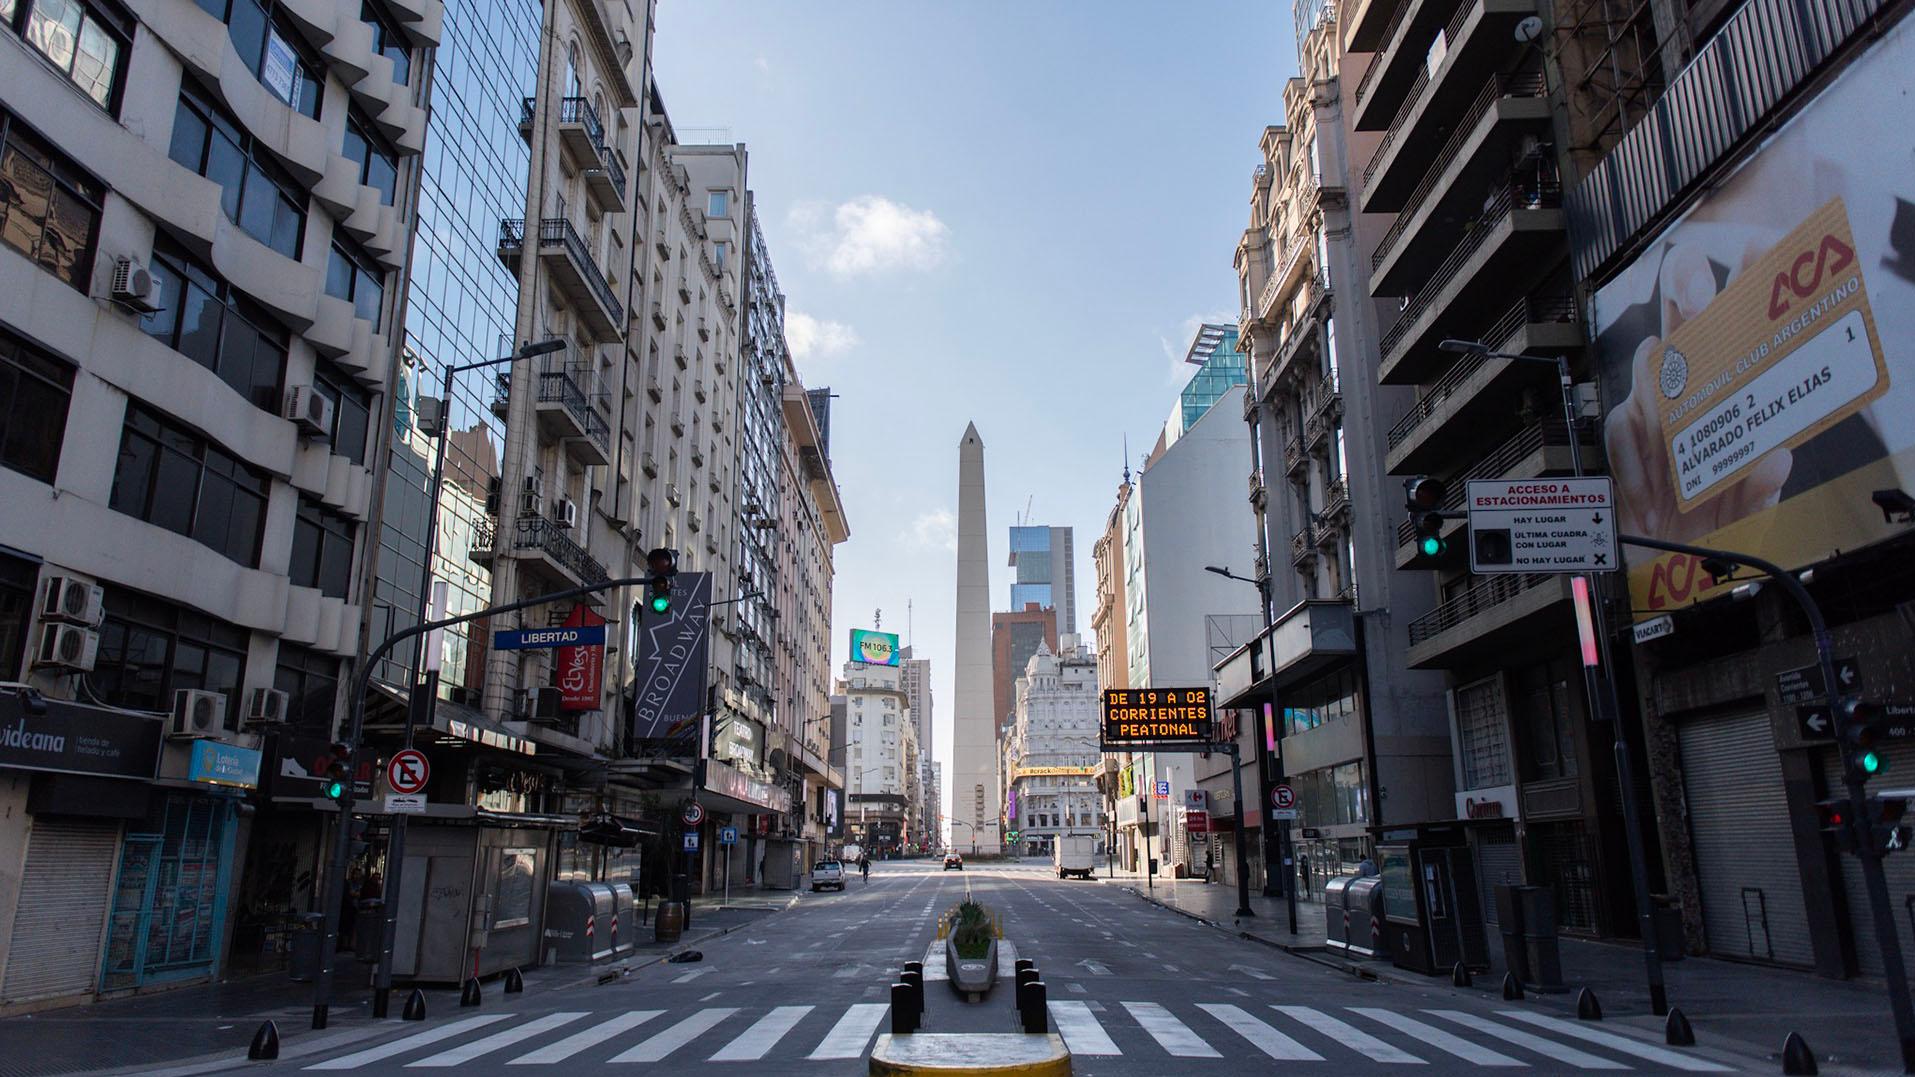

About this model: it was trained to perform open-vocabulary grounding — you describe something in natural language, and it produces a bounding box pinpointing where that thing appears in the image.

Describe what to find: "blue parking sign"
[683,831,699,852]
[719,826,738,846]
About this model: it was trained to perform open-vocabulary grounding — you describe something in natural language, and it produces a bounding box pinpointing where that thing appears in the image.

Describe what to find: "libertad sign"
[1100,687,1214,747]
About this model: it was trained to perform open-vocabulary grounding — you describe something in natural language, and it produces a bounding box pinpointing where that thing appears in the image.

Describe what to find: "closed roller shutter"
[1820,741,1915,983]
[1679,711,1815,967]
[2,818,120,1003]
[1474,825,1521,926]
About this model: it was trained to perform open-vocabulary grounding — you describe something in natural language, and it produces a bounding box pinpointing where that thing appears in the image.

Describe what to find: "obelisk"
[952,422,1000,855]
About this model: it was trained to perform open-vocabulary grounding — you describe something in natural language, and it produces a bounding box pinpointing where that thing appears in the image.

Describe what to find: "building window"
[169,85,308,259]
[194,0,321,117]
[325,236,386,330]
[290,497,354,598]
[109,403,269,566]
[358,0,409,84]
[713,241,726,270]
[0,110,103,289]
[0,553,35,680]
[1455,675,1512,789]
[342,113,398,206]
[141,241,287,412]
[1515,657,1579,781]
[707,190,727,217]
[9,0,129,110]
[273,643,338,736]
[311,358,371,465]
[1281,666,1359,737]
[89,587,249,721]
[0,325,74,482]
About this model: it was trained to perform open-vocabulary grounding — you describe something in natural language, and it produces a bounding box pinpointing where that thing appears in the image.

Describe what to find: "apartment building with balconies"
[1344,0,1632,937]
[0,0,434,1004]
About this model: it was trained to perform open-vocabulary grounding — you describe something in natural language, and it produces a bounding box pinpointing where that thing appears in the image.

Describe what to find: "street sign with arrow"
[1798,704,1835,742]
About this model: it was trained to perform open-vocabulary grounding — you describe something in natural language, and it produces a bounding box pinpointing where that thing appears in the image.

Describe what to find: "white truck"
[1053,833,1098,879]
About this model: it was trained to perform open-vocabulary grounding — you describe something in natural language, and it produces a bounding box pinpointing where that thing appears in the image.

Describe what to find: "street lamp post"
[1205,564,1296,932]
[368,339,564,1018]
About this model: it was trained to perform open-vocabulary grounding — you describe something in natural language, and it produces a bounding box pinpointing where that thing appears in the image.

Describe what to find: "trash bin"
[655,900,685,943]
[1494,883,1528,983]
[1323,876,1353,952]
[1346,876,1384,959]
[1653,897,1686,962]
[1516,885,1563,987]
[288,912,326,982]
[353,899,385,962]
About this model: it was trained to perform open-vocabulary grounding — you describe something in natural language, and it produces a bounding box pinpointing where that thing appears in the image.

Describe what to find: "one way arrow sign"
[1798,704,1834,742]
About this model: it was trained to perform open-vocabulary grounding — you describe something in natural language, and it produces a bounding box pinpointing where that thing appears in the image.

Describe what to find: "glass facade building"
[1008,525,1054,612]
[1178,325,1245,433]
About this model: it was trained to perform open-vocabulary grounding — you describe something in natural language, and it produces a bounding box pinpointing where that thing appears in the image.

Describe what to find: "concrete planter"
[946,935,998,999]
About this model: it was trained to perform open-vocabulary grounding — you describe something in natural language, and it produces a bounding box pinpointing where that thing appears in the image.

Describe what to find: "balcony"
[1352,0,1452,129]
[1346,0,1410,52]
[674,349,688,370]
[1384,295,1580,473]
[1291,524,1319,567]
[510,513,610,592]
[694,378,707,402]
[1306,371,1343,425]
[1304,410,1333,454]
[698,316,710,341]
[1258,274,1333,391]
[1366,71,1550,239]
[641,451,658,477]
[583,148,628,213]
[646,376,663,402]
[1354,0,1537,134]
[1249,469,1268,510]
[650,301,666,330]
[534,359,612,466]
[1283,436,1310,480]
[1406,572,1572,669]
[498,218,625,337]
[1392,419,1600,568]
[687,509,702,532]
[666,482,682,506]
[490,372,511,419]
[1321,476,1351,522]
[1375,183,1567,376]
[691,443,704,467]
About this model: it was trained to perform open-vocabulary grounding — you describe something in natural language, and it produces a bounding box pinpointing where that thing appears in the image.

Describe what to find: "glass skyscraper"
[1008,525,1076,634]
[1179,324,1246,433]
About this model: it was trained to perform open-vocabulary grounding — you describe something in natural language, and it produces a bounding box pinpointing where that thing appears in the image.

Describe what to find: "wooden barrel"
[654,900,685,943]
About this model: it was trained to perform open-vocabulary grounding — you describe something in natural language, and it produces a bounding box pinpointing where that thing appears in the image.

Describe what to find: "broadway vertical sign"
[629,571,713,747]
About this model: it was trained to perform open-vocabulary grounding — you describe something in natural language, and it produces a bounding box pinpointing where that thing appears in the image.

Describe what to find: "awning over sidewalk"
[1215,600,1358,709]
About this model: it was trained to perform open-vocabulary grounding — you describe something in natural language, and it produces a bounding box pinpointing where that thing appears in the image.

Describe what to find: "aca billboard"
[850,628,900,667]
[1590,19,1915,616]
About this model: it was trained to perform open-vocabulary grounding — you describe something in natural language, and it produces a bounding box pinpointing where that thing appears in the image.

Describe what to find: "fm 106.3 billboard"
[1101,688,1213,747]
[850,628,900,666]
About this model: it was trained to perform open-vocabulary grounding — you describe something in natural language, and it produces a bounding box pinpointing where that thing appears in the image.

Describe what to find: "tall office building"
[1007,524,1076,634]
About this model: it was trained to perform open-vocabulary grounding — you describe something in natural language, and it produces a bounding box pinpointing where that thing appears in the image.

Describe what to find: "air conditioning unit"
[34,623,98,671]
[556,497,579,529]
[39,575,104,626]
[110,257,160,312]
[523,685,562,723]
[245,686,290,727]
[286,386,335,438]
[169,688,228,738]
[524,474,544,499]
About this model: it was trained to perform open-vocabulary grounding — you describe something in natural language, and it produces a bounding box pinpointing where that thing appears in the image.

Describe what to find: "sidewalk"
[0,900,791,1077]
[1099,870,1908,1072]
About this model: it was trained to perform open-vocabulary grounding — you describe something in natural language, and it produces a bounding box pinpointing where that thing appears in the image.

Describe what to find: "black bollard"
[248,1020,281,1061]
[901,970,924,1022]
[891,983,916,1034]
[1501,972,1524,1000]
[904,960,923,978]
[504,967,524,994]
[403,988,427,1021]
[1020,981,1048,1034]
[1016,967,1038,991]
[1781,1031,1818,1075]
[1451,962,1472,987]
[1665,1007,1695,1046]
[1576,987,1603,1020]
[1014,958,1033,976]
[460,976,482,1007]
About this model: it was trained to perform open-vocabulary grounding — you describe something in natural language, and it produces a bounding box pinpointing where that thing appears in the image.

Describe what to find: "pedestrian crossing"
[299,998,1744,1070]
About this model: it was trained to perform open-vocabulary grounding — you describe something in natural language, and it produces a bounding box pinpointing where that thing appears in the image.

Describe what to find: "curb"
[868,1032,1071,1077]
[1109,883,1387,979]
[561,893,802,990]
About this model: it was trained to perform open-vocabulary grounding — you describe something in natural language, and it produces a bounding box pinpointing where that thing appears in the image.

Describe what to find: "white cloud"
[790,196,950,278]
[786,311,860,361]
[904,508,958,552]
[754,56,770,74]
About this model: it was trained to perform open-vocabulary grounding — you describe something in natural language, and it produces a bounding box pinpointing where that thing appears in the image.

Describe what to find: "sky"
[652,2,1297,816]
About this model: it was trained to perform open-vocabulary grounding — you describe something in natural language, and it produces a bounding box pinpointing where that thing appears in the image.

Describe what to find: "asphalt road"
[251,860,1768,1075]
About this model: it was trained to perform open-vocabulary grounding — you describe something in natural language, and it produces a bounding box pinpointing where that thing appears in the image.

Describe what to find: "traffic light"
[347,817,371,858]
[1870,796,1912,856]
[645,547,678,615]
[1816,797,1859,853]
[1837,698,1890,782]
[1006,829,1020,842]
[323,742,351,804]
[1405,477,1449,558]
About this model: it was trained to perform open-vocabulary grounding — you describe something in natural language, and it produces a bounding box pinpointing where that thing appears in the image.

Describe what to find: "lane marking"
[407,1012,589,1067]
[670,968,712,984]
[607,1008,738,1063]
[1498,1011,1732,1070]
[708,1005,813,1061]
[507,1011,661,1065]
[304,1015,511,1070]
[808,1004,888,1060]
[1125,1001,1222,1058]
[1425,1010,1626,1069]
[1351,1008,1525,1067]
[1275,1006,1424,1064]
[1049,1001,1121,1055]
[1196,1003,1321,1061]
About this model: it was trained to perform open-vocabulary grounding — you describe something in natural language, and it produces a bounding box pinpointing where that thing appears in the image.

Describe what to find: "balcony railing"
[1306,371,1342,422]
[537,360,611,456]
[1322,476,1351,519]
[1354,0,1420,106]
[1386,294,1577,450]
[542,217,621,324]
[1249,469,1268,508]
[1409,572,1553,645]
[1371,74,1549,269]
[521,96,607,151]
[1377,179,1564,363]
[512,513,609,586]
[1394,419,1596,548]
[1283,436,1310,478]
[1291,524,1319,565]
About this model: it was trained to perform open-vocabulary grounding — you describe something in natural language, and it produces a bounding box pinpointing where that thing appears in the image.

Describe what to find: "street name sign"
[1776,657,1861,704]
[1466,478,1617,574]
[386,749,429,795]
[1102,687,1213,747]
[1632,614,1675,644]
[493,624,606,650]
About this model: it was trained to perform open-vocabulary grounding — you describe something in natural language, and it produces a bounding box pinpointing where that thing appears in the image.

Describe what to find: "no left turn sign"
[387,749,430,795]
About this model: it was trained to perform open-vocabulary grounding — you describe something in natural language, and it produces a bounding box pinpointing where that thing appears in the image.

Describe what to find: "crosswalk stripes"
[304,1015,512,1070]
[807,1003,887,1060]
[1349,1008,1528,1067]
[1497,1011,1736,1072]
[605,1007,737,1063]
[1048,1000,1121,1055]
[1195,1003,1321,1061]
[1125,1001,1222,1058]
[405,1012,588,1067]
[709,1006,814,1061]
[506,1011,662,1065]
[1274,1005,1425,1064]
[1426,1009,1629,1069]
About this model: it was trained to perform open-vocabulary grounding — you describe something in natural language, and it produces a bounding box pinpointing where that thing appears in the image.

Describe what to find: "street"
[198,860,1768,1076]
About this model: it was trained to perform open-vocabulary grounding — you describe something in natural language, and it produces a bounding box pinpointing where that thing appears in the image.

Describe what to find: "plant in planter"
[943,901,1000,999]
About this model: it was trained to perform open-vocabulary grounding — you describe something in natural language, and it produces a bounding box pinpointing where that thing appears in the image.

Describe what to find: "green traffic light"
[651,594,671,614]
[1864,750,1883,775]
[324,778,344,799]
[1420,535,1444,557]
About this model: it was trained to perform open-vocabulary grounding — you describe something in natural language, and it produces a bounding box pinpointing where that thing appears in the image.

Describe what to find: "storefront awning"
[365,682,536,756]
[1214,600,1358,709]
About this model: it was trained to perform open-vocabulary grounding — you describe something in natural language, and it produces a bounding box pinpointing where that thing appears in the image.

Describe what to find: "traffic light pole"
[312,574,650,1030]
[1622,532,1915,1072]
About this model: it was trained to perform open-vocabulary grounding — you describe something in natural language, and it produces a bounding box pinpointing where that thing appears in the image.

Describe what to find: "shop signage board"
[0,693,162,780]
[556,604,606,712]
[186,740,261,789]
[1466,478,1618,574]
[1101,687,1214,748]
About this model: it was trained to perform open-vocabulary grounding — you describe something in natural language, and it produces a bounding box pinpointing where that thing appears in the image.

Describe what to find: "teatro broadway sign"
[1101,687,1215,747]
[0,692,164,780]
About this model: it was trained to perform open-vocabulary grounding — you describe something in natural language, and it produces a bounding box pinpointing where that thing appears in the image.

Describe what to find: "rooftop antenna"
[1123,434,1132,484]
[907,599,913,646]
